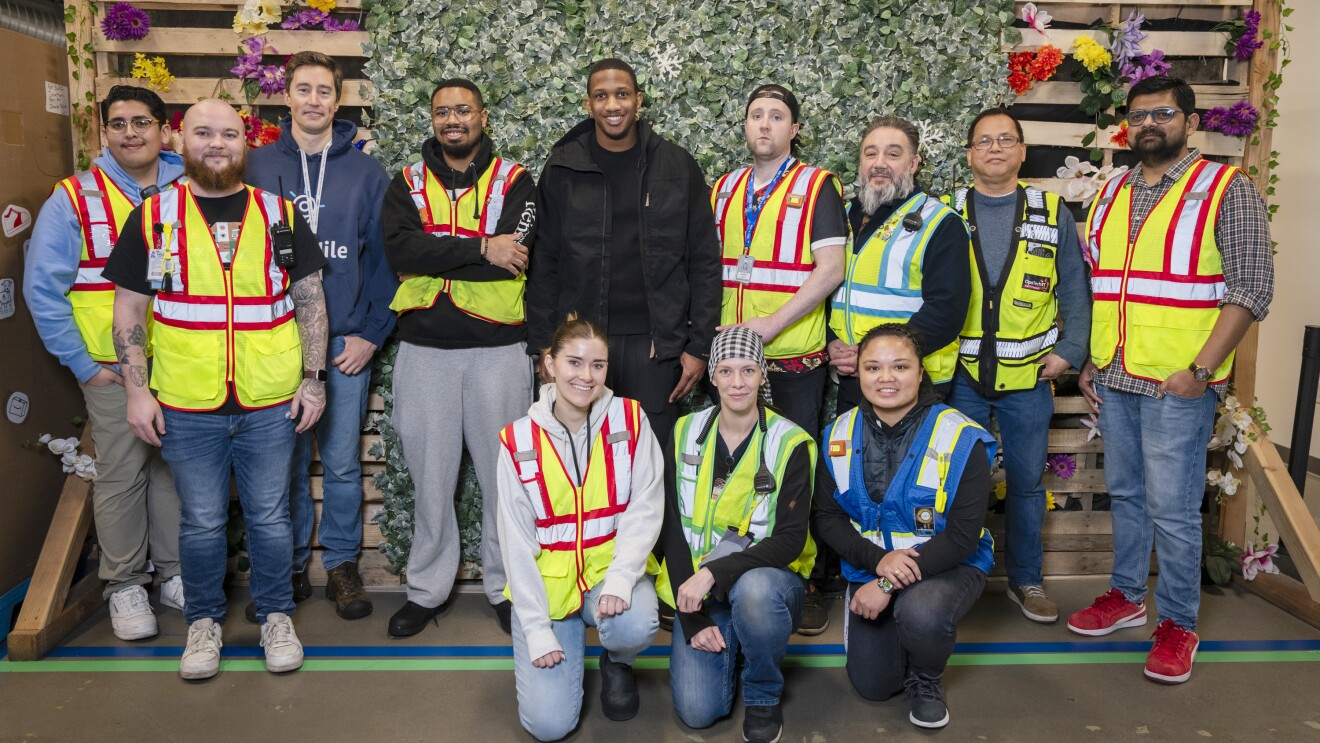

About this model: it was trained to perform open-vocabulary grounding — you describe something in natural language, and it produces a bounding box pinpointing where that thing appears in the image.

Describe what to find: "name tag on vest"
[606,431,631,444]
[513,450,537,462]
[1021,274,1051,293]
[1184,191,1209,201]
[681,453,703,465]
[1019,223,1058,244]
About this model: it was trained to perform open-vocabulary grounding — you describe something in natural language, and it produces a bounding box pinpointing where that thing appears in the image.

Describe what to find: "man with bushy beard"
[1071,76,1272,685]
[104,99,329,680]
[828,116,971,412]
[380,78,537,638]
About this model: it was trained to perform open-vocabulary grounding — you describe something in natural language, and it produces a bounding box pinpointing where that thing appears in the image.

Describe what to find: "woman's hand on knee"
[690,626,726,653]
[849,581,893,621]
[876,549,922,588]
[597,595,630,618]
[532,650,565,669]
[678,568,716,613]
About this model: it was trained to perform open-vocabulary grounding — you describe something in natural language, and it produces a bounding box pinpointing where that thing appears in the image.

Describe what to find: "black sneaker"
[598,649,640,721]
[742,703,783,743]
[796,583,829,636]
[905,674,950,729]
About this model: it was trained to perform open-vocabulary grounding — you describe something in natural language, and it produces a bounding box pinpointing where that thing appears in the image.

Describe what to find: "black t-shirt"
[591,136,650,336]
[103,189,327,413]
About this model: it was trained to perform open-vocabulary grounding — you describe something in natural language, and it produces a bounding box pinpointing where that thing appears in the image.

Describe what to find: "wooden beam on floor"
[7,430,102,661]
[1232,571,1320,632]
[1241,433,1320,602]
[5,574,104,662]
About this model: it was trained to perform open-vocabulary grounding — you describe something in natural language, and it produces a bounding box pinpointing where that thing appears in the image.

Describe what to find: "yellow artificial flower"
[1071,36,1112,73]
[232,0,281,35]
[308,0,337,12]
[130,53,175,92]
[994,481,1007,501]
[1046,491,1056,511]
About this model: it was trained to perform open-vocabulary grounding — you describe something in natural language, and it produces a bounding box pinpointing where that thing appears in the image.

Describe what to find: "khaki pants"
[81,380,181,599]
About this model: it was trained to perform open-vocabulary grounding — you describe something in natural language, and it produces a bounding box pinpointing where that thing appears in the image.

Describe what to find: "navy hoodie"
[247,118,397,348]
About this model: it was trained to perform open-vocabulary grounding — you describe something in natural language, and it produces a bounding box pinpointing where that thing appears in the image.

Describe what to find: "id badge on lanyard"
[740,157,794,271]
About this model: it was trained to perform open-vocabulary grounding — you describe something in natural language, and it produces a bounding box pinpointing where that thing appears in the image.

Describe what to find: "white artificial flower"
[38,433,52,445]
[47,436,79,456]
[74,454,97,480]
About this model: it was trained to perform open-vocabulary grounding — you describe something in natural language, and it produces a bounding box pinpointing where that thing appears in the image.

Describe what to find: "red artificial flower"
[1008,70,1033,95]
[1030,44,1064,81]
[1110,120,1129,148]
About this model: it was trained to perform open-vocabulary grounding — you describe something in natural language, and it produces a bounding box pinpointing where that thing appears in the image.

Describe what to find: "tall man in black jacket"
[528,58,721,446]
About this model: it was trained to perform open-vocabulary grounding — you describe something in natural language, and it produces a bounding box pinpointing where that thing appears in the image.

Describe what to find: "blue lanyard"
[743,156,795,251]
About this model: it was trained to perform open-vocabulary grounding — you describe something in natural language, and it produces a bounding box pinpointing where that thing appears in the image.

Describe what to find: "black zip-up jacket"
[527,119,721,360]
[381,134,538,349]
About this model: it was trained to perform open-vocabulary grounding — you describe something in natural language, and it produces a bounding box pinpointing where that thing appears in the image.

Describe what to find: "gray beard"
[858,170,915,214]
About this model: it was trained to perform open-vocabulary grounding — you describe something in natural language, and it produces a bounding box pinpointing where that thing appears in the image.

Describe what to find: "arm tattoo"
[113,323,150,387]
[289,273,328,373]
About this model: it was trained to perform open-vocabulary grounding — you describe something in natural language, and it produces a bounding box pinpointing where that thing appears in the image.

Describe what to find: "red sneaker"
[1066,588,1147,636]
[1144,620,1199,684]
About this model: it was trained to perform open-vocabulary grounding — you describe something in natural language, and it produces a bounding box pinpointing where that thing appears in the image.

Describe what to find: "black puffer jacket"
[527,119,721,360]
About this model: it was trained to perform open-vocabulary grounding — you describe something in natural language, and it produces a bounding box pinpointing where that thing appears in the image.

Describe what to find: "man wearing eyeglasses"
[944,107,1091,626]
[1071,76,1273,685]
[25,84,186,642]
[381,78,537,637]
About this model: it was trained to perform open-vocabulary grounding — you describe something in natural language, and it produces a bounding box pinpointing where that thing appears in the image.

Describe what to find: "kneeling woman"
[812,324,994,730]
[496,316,663,741]
[659,327,816,743]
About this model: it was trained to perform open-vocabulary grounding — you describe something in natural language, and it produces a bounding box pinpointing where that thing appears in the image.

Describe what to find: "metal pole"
[1288,325,1320,495]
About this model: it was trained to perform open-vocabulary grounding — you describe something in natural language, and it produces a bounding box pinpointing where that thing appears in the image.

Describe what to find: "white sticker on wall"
[0,278,14,319]
[6,391,30,424]
[45,82,70,116]
[3,204,32,237]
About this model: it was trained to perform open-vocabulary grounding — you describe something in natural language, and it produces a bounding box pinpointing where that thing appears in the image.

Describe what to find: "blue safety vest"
[822,403,996,583]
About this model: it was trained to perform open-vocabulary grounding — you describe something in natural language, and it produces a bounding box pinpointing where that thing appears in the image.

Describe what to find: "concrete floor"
[3,575,1320,743]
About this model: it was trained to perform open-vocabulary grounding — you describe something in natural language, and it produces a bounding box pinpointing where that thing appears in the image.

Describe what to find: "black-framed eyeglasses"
[105,117,159,133]
[1126,107,1182,127]
[968,134,1021,151]
[433,105,478,121]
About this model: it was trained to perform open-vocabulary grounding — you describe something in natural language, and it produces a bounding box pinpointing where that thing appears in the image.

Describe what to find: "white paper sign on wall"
[45,81,70,116]
[0,278,15,320]
[3,204,32,238]
[6,391,30,424]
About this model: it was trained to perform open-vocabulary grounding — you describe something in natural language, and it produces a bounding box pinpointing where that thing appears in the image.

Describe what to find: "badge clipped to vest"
[913,506,936,536]
[148,221,176,292]
[271,221,296,269]
[212,222,238,266]
[734,253,756,284]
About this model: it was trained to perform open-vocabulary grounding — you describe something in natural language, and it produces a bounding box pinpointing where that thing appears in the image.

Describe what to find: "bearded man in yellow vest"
[828,116,971,412]
[1070,77,1273,685]
[945,108,1092,626]
[25,85,185,643]
[381,78,537,638]
[106,99,330,681]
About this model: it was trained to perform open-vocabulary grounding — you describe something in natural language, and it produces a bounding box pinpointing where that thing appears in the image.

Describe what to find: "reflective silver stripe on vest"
[958,325,1060,359]
[75,171,116,259]
[1085,173,1128,267]
[713,168,750,228]
[775,166,819,263]
[915,408,976,489]
[258,190,287,289]
[482,159,517,234]
[406,162,427,211]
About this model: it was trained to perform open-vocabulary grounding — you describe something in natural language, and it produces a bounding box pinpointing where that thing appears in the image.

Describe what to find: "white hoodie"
[496,383,665,661]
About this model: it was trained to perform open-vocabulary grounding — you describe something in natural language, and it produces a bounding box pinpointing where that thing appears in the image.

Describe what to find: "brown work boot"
[325,562,373,620]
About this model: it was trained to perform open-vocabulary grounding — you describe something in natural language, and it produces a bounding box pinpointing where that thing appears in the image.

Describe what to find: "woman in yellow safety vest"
[659,326,817,743]
[495,314,664,742]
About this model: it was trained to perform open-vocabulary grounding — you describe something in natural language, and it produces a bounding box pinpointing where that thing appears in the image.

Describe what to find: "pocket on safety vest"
[238,322,302,402]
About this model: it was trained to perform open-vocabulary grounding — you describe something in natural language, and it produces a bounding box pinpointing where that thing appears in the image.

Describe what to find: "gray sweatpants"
[392,341,532,606]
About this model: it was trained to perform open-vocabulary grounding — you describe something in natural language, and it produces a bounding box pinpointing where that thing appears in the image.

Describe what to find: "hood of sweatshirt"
[549,118,658,171]
[93,147,185,200]
[421,132,495,190]
[272,117,360,161]
[527,382,620,483]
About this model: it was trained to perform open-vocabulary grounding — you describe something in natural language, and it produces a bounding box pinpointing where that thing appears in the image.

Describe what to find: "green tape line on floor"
[3,651,1319,673]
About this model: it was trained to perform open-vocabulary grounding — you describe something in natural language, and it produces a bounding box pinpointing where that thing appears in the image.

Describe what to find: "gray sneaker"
[260,612,304,673]
[180,619,223,680]
[905,674,950,729]
[1009,584,1060,624]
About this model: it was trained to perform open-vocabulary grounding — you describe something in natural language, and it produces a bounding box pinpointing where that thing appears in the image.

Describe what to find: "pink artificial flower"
[1241,542,1280,580]
[1022,2,1052,35]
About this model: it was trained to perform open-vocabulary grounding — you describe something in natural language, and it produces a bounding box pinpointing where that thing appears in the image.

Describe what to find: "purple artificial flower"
[1232,10,1264,61]
[1224,100,1259,137]
[322,16,360,32]
[1110,10,1147,68]
[1046,454,1077,480]
[281,9,328,29]
[230,57,260,80]
[1202,106,1230,133]
[256,65,286,96]
[1122,49,1172,85]
[101,3,151,42]
[242,35,270,55]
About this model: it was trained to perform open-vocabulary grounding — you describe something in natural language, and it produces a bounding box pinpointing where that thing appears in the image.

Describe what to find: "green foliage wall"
[363,0,1016,574]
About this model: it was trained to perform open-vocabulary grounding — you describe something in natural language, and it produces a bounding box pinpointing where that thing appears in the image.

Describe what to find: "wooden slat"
[309,461,383,476]
[1048,427,1104,453]
[231,549,398,587]
[95,28,368,56]
[1021,121,1245,157]
[1232,572,1320,632]
[6,574,105,662]
[1044,468,1107,494]
[989,551,1121,576]
[309,475,383,502]
[96,76,373,106]
[1013,28,1230,57]
[1015,0,1248,4]
[307,503,384,549]
[67,0,99,166]
[369,393,385,411]
[1241,434,1320,601]
[1053,395,1094,415]
[311,434,384,463]
[1016,81,1249,109]
[129,0,363,8]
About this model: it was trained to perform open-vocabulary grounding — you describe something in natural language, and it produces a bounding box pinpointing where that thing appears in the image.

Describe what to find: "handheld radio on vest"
[272,176,296,268]
[902,212,924,232]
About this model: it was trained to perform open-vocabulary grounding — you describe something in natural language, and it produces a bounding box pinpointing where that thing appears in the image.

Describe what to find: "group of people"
[25,46,1272,741]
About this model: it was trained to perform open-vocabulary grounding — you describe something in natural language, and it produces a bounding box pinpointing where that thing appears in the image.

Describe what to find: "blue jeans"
[670,567,804,728]
[1096,383,1217,630]
[511,579,659,742]
[289,335,373,572]
[160,404,297,624]
[948,375,1053,586]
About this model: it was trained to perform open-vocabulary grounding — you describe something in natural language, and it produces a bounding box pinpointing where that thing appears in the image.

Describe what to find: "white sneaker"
[159,575,186,612]
[260,612,304,673]
[108,585,158,641]
[180,618,223,680]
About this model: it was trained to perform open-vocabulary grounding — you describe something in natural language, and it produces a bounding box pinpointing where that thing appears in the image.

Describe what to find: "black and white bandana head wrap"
[708,327,774,406]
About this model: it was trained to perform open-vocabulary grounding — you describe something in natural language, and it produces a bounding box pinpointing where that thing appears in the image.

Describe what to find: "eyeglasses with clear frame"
[104,117,159,133]
[1126,107,1182,127]
[968,134,1021,151]
[433,105,478,121]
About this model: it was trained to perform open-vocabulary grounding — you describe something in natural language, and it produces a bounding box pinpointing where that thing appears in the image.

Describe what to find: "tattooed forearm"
[112,323,151,387]
[127,365,148,387]
[290,273,328,372]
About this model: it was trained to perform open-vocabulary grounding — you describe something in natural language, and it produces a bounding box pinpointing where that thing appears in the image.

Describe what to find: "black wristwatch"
[1188,362,1213,383]
[303,369,327,382]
